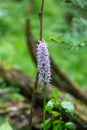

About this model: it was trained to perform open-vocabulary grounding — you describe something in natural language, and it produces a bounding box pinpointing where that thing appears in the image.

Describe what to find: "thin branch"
[29,72,39,130]
[39,0,45,40]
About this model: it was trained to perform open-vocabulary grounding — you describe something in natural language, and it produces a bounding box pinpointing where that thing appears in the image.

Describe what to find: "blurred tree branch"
[25,18,87,105]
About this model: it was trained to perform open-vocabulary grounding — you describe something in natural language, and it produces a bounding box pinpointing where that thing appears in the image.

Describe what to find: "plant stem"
[39,1,46,129]
[29,72,39,130]
[29,0,45,129]
[39,0,45,40]
[43,83,46,130]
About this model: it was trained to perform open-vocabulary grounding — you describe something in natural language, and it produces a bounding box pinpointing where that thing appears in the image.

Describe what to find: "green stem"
[43,83,46,130]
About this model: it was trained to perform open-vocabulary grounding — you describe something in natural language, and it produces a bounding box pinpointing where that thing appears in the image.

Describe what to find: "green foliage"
[0,0,86,130]
[42,97,76,130]
[53,89,59,99]
[0,0,36,77]
[46,99,75,116]
[61,100,75,116]
[53,120,65,130]
[0,117,5,126]
[0,78,6,88]
[0,0,87,86]
[71,0,87,8]
[0,122,13,130]
[41,118,51,130]
[65,122,76,130]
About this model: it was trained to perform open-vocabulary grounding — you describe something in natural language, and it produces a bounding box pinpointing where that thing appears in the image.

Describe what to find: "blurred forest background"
[0,0,87,85]
[0,0,87,130]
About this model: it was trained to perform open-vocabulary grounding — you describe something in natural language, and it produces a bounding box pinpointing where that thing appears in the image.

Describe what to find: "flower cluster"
[37,40,51,85]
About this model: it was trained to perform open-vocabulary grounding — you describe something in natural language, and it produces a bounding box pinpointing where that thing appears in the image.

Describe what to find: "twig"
[39,0,44,40]
[29,72,39,130]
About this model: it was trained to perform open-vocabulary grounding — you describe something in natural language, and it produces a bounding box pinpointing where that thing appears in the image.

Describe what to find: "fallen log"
[0,65,87,130]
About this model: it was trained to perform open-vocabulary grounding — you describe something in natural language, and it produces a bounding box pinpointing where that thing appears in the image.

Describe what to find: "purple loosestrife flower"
[37,40,51,85]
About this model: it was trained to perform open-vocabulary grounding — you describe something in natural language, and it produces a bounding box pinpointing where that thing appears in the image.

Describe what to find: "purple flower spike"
[37,40,51,85]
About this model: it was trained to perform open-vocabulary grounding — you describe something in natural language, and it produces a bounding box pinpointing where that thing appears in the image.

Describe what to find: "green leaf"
[53,89,59,99]
[53,120,65,130]
[50,37,62,44]
[51,111,60,117]
[46,99,60,112]
[0,122,13,130]
[45,100,54,112]
[65,122,76,130]
[71,0,87,8]
[41,118,51,130]
[61,101,75,115]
